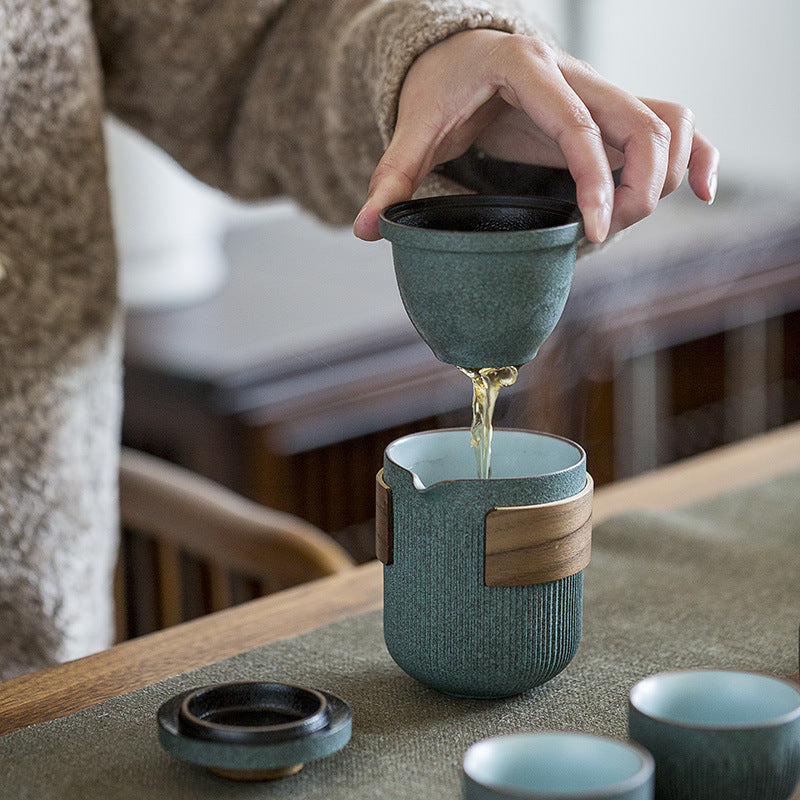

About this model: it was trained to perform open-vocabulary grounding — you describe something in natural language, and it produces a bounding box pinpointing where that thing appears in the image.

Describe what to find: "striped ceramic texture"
[629,714,800,800]
[381,429,587,698]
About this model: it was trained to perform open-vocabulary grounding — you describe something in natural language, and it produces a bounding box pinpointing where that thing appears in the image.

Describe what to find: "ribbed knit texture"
[0,0,544,679]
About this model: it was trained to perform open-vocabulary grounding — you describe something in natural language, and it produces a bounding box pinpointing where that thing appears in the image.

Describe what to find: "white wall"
[521,0,800,187]
[521,0,571,41]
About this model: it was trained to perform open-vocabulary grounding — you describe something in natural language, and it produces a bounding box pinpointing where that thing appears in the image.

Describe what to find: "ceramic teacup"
[463,732,655,799]
[628,669,800,800]
[378,195,583,369]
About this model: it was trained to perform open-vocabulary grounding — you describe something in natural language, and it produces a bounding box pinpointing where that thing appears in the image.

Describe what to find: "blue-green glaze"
[628,671,800,800]
[378,195,583,369]
[157,686,352,775]
[158,722,352,773]
[463,732,655,800]
[382,428,587,698]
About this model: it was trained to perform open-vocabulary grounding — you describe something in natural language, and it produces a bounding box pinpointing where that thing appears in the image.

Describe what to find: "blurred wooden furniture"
[545,185,800,485]
[116,447,355,639]
[122,187,800,556]
[4,422,800,739]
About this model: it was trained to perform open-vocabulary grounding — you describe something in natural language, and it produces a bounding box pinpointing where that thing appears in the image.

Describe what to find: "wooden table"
[3,422,800,741]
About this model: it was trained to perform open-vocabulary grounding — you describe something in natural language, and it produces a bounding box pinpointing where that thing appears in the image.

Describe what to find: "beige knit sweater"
[0,0,556,679]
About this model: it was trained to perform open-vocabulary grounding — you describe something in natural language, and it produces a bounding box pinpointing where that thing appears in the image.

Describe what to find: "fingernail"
[592,202,612,243]
[707,172,718,205]
[353,207,367,238]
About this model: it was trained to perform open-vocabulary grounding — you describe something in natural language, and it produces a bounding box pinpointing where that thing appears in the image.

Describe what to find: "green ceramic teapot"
[378,195,583,369]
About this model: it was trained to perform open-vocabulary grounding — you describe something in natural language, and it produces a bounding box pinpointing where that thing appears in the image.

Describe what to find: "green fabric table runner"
[2,472,799,799]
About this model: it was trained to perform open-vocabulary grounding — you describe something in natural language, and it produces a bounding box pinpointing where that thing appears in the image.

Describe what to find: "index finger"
[353,123,437,241]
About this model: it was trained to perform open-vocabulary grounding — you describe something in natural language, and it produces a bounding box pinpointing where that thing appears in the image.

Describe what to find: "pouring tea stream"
[379,194,584,479]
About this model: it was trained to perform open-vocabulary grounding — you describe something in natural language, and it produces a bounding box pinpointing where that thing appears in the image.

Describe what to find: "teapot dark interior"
[382,195,582,233]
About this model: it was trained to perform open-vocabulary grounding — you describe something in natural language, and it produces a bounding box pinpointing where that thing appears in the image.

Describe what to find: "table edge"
[3,421,800,737]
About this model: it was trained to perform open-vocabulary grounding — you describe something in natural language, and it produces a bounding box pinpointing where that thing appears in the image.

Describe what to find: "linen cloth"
[1,470,798,799]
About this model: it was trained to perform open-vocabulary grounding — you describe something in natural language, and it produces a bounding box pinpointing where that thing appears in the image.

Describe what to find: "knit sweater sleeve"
[92,0,547,224]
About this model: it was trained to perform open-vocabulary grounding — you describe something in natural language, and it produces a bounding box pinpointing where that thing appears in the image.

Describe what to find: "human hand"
[353,29,719,244]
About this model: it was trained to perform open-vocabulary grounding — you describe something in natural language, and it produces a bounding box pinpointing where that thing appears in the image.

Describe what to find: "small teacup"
[628,670,800,800]
[463,732,654,799]
[378,195,583,369]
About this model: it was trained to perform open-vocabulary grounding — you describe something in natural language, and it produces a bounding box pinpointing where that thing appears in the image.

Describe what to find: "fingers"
[352,149,422,242]
[355,31,617,243]
[353,116,467,241]
[554,59,720,234]
[640,98,720,206]
[353,38,494,241]
[639,98,695,197]
[354,32,501,241]
[353,104,476,240]
[490,36,615,242]
[355,31,720,243]
[687,127,720,204]
[559,64,674,234]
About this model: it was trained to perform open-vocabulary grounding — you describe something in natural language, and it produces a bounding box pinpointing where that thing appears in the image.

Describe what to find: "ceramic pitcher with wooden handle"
[376,428,592,698]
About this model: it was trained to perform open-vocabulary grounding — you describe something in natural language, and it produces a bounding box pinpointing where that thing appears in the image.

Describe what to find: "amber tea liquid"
[458,366,519,479]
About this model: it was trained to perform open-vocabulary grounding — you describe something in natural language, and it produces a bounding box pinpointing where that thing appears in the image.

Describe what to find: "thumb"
[353,125,436,241]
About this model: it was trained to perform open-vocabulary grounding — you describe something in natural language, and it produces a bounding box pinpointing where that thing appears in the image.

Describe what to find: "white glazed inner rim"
[463,733,652,797]
[386,429,584,489]
[630,670,800,729]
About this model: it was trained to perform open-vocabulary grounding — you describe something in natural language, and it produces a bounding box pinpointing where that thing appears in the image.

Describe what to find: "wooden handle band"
[375,469,393,565]
[484,474,593,586]
[375,470,593,585]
